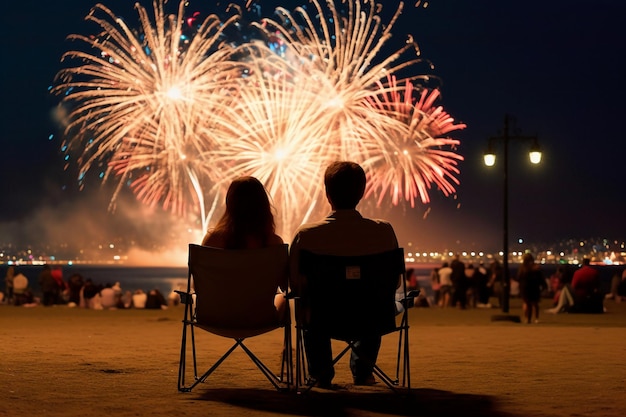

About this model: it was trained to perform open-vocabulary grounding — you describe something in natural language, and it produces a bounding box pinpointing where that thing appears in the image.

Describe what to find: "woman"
[202,176,286,316]
[517,253,547,323]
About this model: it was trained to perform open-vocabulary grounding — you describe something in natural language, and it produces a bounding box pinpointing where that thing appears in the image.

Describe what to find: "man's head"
[324,161,366,210]
[582,258,591,266]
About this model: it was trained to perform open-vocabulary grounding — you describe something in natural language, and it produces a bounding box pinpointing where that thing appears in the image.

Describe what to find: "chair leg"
[177,320,189,391]
[295,327,311,392]
[238,340,290,391]
[398,312,411,391]
[280,323,293,388]
[178,295,197,392]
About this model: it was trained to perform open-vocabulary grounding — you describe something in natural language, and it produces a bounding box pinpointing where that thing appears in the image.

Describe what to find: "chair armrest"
[175,290,194,305]
[400,290,420,308]
[406,290,421,298]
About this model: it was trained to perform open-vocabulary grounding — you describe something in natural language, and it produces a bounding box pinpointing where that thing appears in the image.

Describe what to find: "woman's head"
[216,176,276,248]
[225,176,271,216]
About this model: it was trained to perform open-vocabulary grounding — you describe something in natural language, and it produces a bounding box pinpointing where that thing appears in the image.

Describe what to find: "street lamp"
[484,114,541,319]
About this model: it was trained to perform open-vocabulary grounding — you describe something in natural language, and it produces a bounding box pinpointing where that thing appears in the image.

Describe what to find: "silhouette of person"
[516,253,547,323]
[450,254,467,309]
[38,264,58,306]
[4,265,15,304]
[202,176,286,317]
[290,161,399,387]
[67,273,84,305]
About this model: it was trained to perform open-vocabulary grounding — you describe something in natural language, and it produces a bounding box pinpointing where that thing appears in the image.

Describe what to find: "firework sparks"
[364,75,466,207]
[52,0,465,240]
[51,0,243,228]
[257,0,430,161]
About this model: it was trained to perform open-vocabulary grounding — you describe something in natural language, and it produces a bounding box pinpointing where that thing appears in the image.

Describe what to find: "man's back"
[290,210,398,289]
[292,210,397,254]
[572,265,600,298]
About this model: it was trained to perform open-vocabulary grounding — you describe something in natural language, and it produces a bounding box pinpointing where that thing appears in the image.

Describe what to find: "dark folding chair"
[177,243,292,392]
[294,247,411,393]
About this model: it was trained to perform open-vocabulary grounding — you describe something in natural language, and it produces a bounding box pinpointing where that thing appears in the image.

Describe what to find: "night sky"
[1,0,624,259]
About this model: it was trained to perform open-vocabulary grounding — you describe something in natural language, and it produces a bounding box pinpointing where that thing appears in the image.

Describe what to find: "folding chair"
[294,247,411,393]
[177,243,292,392]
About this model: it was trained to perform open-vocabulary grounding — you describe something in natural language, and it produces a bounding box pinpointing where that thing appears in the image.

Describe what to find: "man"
[290,161,399,387]
[571,258,601,301]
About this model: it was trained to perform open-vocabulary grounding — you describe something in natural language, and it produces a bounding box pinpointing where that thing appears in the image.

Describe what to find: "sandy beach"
[1,298,625,417]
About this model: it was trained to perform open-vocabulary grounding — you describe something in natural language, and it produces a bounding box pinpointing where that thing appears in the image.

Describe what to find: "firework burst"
[52,0,243,228]
[364,75,466,207]
[53,0,465,240]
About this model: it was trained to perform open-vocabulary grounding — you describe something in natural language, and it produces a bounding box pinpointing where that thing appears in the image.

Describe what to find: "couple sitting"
[202,161,399,388]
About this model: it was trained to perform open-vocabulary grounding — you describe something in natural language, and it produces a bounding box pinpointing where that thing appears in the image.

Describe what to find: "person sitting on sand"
[547,258,602,314]
[605,268,626,302]
[132,289,147,309]
[146,288,167,309]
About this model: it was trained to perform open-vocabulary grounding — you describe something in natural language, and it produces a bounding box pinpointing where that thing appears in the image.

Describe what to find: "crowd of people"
[429,256,510,310]
[1,264,173,310]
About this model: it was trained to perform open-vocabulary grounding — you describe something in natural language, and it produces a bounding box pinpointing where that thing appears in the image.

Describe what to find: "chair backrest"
[299,247,405,341]
[188,243,289,338]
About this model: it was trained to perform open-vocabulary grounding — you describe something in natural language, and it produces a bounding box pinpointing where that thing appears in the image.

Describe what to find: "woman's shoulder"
[268,233,284,245]
[202,230,226,248]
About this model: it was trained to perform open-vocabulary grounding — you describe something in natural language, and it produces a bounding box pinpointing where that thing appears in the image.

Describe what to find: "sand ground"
[1,298,625,417]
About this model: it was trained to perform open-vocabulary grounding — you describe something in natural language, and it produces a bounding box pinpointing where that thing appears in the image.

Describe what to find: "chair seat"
[195,322,283,339]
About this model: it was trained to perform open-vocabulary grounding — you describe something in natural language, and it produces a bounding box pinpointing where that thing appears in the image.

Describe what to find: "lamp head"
[484,145,496,167]
[529,140,542,164]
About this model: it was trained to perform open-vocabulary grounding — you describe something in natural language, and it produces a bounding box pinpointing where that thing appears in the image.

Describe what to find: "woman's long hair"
[211,176,276,249]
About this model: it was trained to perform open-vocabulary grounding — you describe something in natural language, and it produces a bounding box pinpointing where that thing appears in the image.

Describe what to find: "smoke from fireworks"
[52,0,465,240]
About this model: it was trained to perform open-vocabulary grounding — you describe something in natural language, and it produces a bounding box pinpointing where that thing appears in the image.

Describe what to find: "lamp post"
[484,114,541,318]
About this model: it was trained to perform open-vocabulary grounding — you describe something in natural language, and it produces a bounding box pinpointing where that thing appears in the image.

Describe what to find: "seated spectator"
[547,258,603,314]
[67,273,84,306]
[13,271,30,306]
[289,161,399,387]
[100,284,117,309]
[51,267,67,304]
[39,265,58,307]
[112,282,123,307]
[81,278,103,309]
[121,290,133,309]
[132,289,147,309]
[605,268,626,302]
[549,266,565,306]
[146,289,167,309]
[168,284,183,307]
